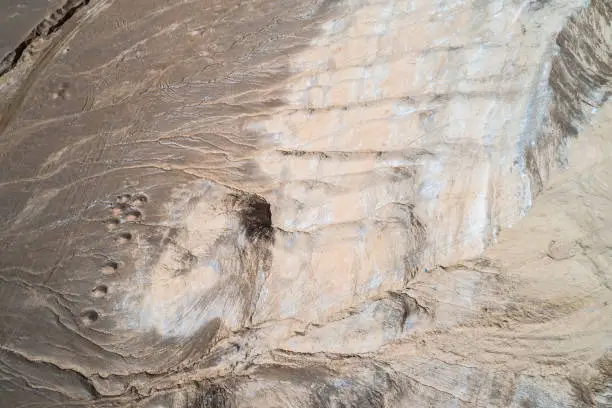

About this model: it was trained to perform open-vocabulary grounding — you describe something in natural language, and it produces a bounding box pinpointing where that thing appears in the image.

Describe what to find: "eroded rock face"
[0,0,610,407]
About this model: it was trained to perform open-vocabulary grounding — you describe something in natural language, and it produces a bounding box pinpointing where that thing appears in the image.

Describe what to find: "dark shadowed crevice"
[0,0,91,77]
[525,0,611,197]
[197,384,237,408]
[230,193,274,244]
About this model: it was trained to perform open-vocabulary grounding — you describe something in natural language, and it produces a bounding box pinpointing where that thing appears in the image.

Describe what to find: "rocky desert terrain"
[0,0,610,407]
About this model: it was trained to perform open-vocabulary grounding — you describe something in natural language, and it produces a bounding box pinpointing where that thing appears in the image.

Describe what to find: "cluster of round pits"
[107,193,146,229]
[51,82,70,100]
[82,193,149,327]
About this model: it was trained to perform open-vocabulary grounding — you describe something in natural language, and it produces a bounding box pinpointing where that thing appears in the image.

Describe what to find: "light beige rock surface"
[0,0,610,407]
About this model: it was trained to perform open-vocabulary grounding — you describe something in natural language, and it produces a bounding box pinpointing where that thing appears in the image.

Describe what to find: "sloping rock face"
[0,0,72,73]
[0,0,610,407]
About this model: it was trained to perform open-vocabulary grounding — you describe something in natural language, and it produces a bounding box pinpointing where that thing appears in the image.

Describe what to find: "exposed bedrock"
[0,0,610,407]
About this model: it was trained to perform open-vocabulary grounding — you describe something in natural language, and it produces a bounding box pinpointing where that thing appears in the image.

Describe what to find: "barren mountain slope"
[0,0,610,407]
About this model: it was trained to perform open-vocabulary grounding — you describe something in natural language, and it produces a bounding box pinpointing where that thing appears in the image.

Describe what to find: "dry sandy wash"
[0,0,610,407]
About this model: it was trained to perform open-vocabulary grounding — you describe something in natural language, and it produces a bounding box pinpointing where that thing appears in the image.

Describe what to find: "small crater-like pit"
[111,203,129,216]
[124,209,142,222]
[101,261,118,275]
[80,310,99,326]
[91,285,108,298]
[105,217,121,230]
[116,194,132,204]
[132,194,148,206]
[116,232,132,244]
